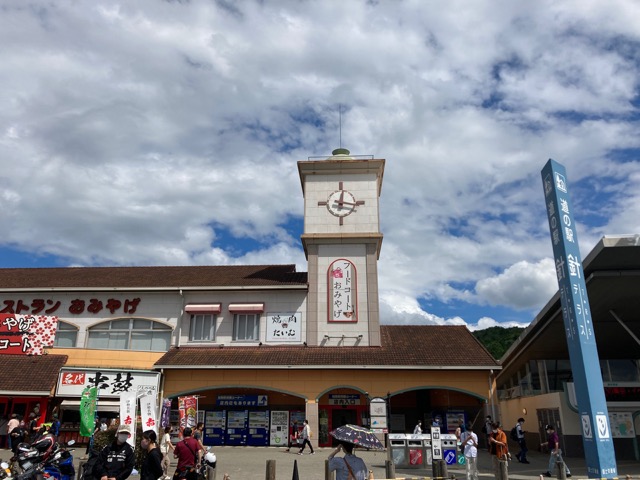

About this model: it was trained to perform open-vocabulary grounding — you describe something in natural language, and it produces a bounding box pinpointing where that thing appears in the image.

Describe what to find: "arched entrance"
[389,387,487,434]
[317,387,369,447]
[168,385,306,447]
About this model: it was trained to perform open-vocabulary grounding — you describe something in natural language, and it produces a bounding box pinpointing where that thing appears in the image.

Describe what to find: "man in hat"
[94,424,136,480]
[173,427,203,480]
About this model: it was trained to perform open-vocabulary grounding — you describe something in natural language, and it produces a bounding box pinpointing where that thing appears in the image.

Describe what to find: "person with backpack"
[173,427,203,480]
[297,419,314,455]
[512,418,529,464]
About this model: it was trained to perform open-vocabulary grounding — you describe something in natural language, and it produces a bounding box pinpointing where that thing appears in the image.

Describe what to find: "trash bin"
[422,433,433,466]
[441,434,458,466]
[388,434,409,467]
[407,436,424,468]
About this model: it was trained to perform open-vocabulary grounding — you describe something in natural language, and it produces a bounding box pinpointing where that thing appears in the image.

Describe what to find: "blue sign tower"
[541,159,617,478]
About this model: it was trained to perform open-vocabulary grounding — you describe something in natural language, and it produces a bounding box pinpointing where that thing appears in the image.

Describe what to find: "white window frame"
[189,314,217,342]
[54,321,78,347]
[86,318,172,351]
[232,313,260,342]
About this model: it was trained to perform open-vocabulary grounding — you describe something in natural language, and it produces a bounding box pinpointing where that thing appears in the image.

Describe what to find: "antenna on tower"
[339,104,342,148]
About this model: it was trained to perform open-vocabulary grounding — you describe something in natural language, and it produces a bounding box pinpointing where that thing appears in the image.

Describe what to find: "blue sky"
[1,1,639,330]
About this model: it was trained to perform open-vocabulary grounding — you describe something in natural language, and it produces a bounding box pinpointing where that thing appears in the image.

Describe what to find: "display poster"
[0,314,58,355]
[270,411,289,447]
[609,412,635,438]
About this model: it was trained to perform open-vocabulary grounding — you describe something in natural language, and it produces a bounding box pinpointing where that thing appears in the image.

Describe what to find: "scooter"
[12,434,57,474]
[0,461,12,480]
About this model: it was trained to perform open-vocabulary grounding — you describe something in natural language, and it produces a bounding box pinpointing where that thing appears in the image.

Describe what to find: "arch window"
[54,321,79,347]
[87,318,172,351]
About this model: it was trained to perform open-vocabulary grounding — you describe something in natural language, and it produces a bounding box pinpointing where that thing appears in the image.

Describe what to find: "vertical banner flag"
[119,391,137,447]
[161,398,172,428]
[140,391,158,433]
[178,396,198,434]
[542,159,617,478]
[79,386,98,437]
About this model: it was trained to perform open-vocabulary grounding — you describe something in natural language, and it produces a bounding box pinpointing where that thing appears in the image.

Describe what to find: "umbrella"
[329,424,385,451]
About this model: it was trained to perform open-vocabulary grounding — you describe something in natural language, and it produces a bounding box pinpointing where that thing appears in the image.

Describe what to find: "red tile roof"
[155,325,499,369]
[0,265,307,289]
[0,354,68,393]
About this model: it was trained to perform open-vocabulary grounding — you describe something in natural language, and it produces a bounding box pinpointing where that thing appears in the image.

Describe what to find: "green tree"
[473,326,524,360]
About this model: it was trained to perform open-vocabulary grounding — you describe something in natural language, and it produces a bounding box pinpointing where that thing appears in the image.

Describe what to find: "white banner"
[119,391,137,447]
[140,391,159,434]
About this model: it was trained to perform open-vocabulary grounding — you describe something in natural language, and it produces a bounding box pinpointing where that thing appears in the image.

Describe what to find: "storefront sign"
[216,395,268,407]
[266,313,301,342]
[329,259,357,322]
[1,297,141,315]
[542,159,617,478]
[57,368,160,397]
[328,394,361,405]
[0,314,58,355]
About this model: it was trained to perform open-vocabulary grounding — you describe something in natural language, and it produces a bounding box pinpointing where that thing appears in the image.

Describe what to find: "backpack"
[510,426,519,441]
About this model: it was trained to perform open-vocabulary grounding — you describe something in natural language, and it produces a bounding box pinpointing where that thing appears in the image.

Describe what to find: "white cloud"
[1,0,639,328]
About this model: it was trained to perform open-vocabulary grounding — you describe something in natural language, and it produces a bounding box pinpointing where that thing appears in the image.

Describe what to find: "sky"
[1,1,639,331]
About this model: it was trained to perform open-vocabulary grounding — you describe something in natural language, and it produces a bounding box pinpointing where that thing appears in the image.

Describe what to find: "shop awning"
[228,303,264,313]
[60,400,121,412]
[185,304,222,314]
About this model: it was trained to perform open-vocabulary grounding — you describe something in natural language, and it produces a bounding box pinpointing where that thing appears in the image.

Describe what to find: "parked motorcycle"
[0,461,12,480]
[12,434,57,474]
[41,441,75,480]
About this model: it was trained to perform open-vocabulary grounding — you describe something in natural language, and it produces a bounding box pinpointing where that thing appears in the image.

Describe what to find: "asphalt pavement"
[2,446,639,480]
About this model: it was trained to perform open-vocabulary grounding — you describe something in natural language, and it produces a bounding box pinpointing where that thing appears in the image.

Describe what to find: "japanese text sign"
[0,313,58,355]
[329,259,357,322]
[542,159,617,478]
[266,312,301,342]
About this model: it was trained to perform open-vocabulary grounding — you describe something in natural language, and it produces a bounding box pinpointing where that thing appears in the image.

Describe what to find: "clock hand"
[338,190,345,206]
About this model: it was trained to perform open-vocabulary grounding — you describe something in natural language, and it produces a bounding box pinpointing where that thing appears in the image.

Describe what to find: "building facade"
[0,149,499,447]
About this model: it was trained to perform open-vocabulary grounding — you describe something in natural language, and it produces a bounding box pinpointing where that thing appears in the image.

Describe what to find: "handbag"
[343,458,356,480]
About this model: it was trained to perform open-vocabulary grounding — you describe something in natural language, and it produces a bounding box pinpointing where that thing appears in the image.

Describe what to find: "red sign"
[0,314,58,355]
[61,372,87,385]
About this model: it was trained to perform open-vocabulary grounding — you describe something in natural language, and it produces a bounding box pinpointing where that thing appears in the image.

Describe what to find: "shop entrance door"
[331,409,358,445]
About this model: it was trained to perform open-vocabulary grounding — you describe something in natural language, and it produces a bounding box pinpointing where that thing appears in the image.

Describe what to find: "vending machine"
[270,411,289,447]
[203,410,226,446]
[247,410,270,446]
[225,410,248,445]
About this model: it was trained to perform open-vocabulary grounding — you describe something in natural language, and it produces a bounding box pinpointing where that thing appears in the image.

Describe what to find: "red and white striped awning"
[228,303,264,313]
[184,304,222,314]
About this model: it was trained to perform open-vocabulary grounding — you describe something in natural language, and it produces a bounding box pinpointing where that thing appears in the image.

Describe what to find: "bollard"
[499,458,509,480]
[385,459,396,479]
[205,465,216,480]
[265,459,276,480]
[556,461,567,480]
[432,459,447,479]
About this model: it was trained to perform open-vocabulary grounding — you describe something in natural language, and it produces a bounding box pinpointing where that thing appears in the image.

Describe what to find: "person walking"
[140,430,164,480]
[160,426,175,480]
[460,423,479,480]
[297,419,314,455]
[483,415,493,451]
[488,422,508,480]
[541,424,571,477]
[515,417,529,463]
[94,424,136,480]
[413,420,423,434]
[285,420,299,452]
[173,427,203,480]
[328,441,368,480]
[7,414,19,451]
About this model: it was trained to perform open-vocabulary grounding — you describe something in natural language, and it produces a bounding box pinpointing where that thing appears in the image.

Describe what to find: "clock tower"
[298,148,385,346]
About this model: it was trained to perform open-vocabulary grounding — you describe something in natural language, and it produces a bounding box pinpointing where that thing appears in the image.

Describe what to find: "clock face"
[327,190,357,217]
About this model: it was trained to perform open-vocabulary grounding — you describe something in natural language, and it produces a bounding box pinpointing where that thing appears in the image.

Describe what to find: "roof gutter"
[0,285,308,293]
[153,364,501,371]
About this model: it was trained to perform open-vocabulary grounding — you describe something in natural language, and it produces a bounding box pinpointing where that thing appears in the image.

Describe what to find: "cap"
[117,424,131,434]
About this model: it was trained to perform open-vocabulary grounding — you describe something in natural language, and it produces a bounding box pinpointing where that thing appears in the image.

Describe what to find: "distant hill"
[473,326,525,360]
